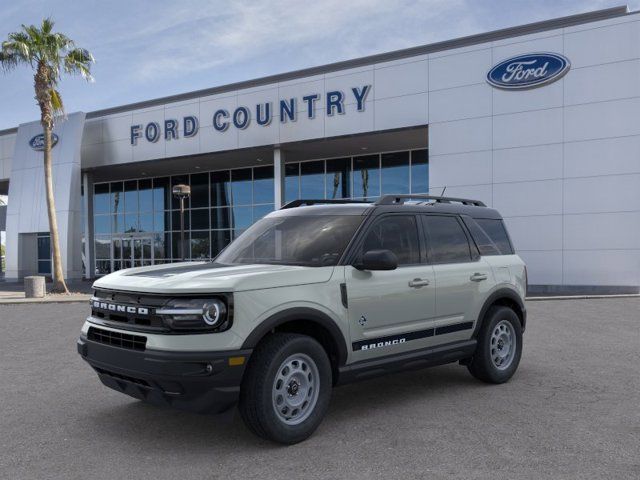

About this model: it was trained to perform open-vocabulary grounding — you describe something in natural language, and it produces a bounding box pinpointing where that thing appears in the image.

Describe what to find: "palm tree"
[0,18,94,293]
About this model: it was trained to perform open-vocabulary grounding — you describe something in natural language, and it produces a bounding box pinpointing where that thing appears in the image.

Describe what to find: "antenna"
[440,186,447,196]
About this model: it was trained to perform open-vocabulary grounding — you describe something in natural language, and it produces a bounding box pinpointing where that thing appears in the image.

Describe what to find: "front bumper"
[77,336,251,414]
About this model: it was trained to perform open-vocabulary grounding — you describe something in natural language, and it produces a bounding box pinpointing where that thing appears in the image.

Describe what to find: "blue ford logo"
[29,133,59,151]
[487,53,570,90]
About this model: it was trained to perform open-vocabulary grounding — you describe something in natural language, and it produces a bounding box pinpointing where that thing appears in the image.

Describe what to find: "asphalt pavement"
[0,299,638,479]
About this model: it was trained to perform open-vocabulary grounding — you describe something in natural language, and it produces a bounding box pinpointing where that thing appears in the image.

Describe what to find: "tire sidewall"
[257,335,332,443]
[478,307,523,383]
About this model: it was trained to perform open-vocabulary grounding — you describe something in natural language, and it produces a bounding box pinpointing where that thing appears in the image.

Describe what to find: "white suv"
[78,195,527,444]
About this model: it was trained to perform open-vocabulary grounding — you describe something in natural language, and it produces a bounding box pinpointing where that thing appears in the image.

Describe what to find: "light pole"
[172,184,191,261]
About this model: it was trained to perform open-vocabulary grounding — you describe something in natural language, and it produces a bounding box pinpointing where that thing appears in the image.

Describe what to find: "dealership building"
[0,6,639,293]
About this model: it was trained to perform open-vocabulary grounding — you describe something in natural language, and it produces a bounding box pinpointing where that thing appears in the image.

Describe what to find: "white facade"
[0,6,639,292]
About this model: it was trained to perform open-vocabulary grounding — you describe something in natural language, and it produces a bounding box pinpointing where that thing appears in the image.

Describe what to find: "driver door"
[345,214,436,362]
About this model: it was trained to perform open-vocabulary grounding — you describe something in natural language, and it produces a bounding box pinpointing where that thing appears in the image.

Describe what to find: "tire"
[238,333,332,444]
[467,306,523,384]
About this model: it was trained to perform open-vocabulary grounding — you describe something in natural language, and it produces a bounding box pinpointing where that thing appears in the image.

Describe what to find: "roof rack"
[375,194,486,207]
[280,199,371,209]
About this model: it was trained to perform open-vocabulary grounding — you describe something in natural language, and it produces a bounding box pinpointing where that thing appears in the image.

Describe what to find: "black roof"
[274,196,504,219]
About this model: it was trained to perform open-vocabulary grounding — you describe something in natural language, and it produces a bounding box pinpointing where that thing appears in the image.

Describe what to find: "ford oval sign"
[29,133,59,151]
[487,53,570,90]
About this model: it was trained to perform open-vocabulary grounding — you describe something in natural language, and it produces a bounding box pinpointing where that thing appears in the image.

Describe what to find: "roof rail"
[280,199,371,209]
[375,194,486,207]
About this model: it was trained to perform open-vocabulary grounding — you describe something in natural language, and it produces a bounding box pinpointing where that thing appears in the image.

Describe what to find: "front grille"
[88,326,147,351]
[91,289,169,331]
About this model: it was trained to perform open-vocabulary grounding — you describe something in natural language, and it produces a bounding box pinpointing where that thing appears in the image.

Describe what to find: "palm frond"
[64,47,94,81]
[49,88,64,116]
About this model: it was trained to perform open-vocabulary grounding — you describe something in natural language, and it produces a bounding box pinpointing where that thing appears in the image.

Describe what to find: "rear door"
[346,214,436,361]
[421,214,493,342]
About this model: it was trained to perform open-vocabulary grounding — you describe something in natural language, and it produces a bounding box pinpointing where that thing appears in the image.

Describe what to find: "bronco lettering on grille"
[92,300,149,316]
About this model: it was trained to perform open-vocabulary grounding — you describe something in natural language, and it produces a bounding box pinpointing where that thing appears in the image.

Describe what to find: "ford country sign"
[487,53,570,90]
[29,133,59,151]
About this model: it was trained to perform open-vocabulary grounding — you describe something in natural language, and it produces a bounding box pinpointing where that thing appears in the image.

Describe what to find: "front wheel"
[239,333,332,444]
[467,306,522,384]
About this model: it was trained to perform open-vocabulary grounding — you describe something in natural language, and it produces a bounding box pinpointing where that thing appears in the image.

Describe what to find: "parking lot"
[0,298,638,479]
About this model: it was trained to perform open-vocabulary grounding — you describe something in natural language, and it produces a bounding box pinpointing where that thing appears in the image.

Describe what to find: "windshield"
[216,215,363,266]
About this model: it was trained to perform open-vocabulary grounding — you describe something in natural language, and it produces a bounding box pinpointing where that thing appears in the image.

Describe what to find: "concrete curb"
[0,295,91,305]
[526,294,640,301]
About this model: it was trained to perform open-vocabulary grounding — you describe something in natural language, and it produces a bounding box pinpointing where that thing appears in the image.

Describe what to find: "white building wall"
[0,133,16,181]
[428,13,640,287]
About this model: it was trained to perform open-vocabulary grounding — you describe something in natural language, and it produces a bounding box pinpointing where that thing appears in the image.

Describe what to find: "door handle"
[470,272,488,282]
[408,278,430,288]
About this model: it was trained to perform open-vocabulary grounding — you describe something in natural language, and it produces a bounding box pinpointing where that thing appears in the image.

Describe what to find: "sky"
[0,0,638,131]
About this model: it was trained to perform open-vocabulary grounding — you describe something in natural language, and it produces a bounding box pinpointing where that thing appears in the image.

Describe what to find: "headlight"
[156,297,230,332]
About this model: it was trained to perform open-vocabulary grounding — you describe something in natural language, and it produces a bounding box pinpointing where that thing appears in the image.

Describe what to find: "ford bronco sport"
[78,194,527,444]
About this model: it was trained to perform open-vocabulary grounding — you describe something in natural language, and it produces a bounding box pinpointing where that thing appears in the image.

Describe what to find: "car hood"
[92,262,335,294]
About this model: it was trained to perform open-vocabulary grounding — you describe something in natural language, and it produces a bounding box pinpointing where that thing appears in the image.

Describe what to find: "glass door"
[111,235,154,272]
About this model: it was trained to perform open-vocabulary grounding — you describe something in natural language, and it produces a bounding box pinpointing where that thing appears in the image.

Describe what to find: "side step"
[336,340,476,385]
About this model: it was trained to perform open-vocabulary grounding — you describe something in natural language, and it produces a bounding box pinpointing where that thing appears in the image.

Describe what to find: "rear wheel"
[239,333,332,444]
[467,306,522,384]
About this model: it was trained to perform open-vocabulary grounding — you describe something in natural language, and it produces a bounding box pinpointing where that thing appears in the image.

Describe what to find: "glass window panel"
[190,231,210,260]
[361,216,420,265]
[211,171,231,207]
[94,184,110,214]
[94,215,110,235]
[153,177,170,211]
[211,207,231,230]
[381,151,410,195]
[211,230,232,257]
[171,210,190,231]
[231,168,252,205]
[95,236,110,259]
[171,175,190,210]
[353,155,380,200]
[253,166,274,204]
[138,179,153,212]
[232,206,253,229]
[139,214,154,232]
[37,235,50,260]
[124,180,138,213]
[300,161,325,199]
[112,213,124,234]
[191,208,210,230]
[190,173,209,208]
[172,232,188,260]
[285,163,300,203]
[111,182,123,214]
[96,260,112,275]
[38,260,52,275]
[124,213,138,233]
[153,211,168,232]
[153,233,167,259]
[474,218,514,255]
[411,149,429,194]
[253,204,274,221]
[113,238,123,261]
[326,158,351,199]
[423,215,471,264]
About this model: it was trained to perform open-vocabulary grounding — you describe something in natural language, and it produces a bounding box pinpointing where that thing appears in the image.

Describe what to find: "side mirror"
[355,249,398,271]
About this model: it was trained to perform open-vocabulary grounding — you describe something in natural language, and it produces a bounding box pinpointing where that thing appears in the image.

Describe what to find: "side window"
[475,218,514,255]
[360,215,420,265]
[463,217,501,256]
[423,215,472,264]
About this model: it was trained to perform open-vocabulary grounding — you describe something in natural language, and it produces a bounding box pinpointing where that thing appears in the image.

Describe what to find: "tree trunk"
[43,122,68,294]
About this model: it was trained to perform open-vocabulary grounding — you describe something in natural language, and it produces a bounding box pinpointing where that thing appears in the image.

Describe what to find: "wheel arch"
[473,288,526,338]
[241,307,349,381]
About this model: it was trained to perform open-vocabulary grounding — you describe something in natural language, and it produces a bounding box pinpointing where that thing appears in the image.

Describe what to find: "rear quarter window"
[473,218,514,255]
